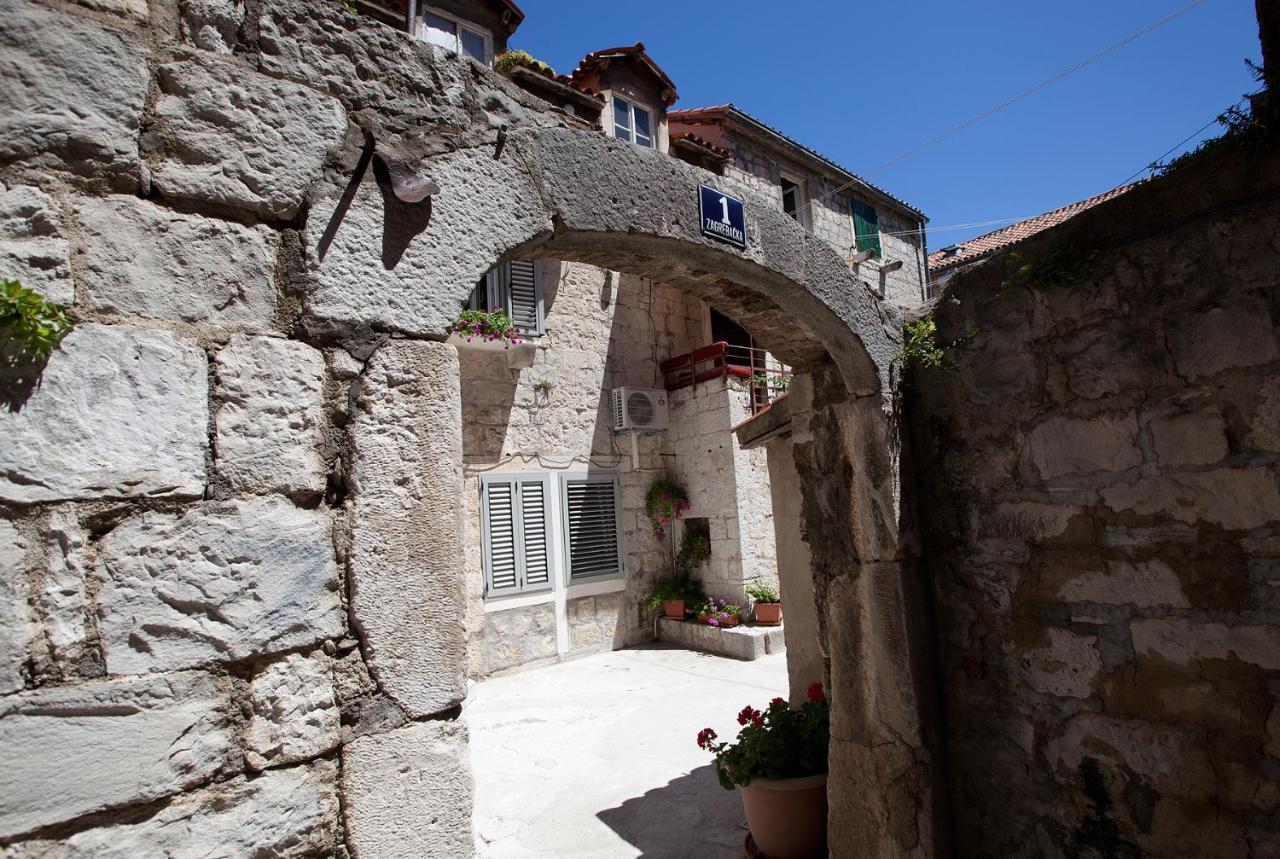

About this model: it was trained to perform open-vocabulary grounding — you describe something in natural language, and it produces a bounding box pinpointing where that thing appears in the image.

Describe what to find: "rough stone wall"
[911,148,1280,857]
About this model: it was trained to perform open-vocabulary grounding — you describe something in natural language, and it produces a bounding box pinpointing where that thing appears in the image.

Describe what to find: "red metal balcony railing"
[660,341,791,414]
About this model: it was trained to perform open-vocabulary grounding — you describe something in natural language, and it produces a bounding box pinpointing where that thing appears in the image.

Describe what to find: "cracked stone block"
[0,671,235,839]
[39,507,94,677]
[214,335,327,498]
[0,324,208,504]
[95,497,343,674]
[75,195,277,330]
[0,185,73,305]
[243,652,339,771]
[148,53,347,220]
[350,340,466,717]
[8,760,338,858]
[342,720,474,859]
[0,0,148,189]
[0,521,36,694]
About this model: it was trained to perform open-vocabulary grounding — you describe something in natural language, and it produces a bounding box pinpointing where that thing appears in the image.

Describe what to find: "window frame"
[611,95,655,149]
[779,172,811,229]
[559,471,625,585]
[467,261,546,337]
[480,473,554,598]
[419,5,493,64]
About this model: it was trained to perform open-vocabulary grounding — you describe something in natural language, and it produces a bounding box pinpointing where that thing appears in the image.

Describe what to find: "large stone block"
[180,0,245,53]
[0,521,35,694]
[1016,628,1102,699]
[0,185,73,305]
[1149,409,1229,467]
[243,652,339,771]
[9,761,338,858]
[39,507,93,677]
[1025,414,1140,480]
[75,196,277,329]
[1169,304,1279,380]
[95,498,343,674]
[350,340,466,717]
[0,324,208,504]
[342,719,474,859]
[1131,618,1280,670]
[1100,468,1280,531]
[0,0,148,189]
[148,54,347,220]
[1047,713,1214,798]
[214,335,327,497]
[1059,559,1190,608]
[0,671,235,838]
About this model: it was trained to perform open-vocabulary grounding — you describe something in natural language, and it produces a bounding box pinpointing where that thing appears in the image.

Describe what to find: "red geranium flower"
[808,682,825,702]
[697,727,718,750]
[737,705,759,726]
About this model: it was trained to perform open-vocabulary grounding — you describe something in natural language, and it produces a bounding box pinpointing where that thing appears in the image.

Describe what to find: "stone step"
[656,617,785,661]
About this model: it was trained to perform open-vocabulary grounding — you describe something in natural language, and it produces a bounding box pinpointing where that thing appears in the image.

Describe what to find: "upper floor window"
[852,199,882,258]
[613,97,654,148]
[781,175,809,228]
[422,8,491,63]
[467,261,545,337]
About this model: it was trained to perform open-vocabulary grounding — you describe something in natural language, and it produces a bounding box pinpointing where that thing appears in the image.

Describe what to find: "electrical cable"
[1118,90,1262,186]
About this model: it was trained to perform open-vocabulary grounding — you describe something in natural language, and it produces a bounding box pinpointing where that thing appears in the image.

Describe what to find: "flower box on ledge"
[446,332,537,369]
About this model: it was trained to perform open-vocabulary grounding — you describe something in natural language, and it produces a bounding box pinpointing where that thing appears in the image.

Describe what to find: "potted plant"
[746,580,782,626]
[697,684,830,859]
[648,570,704,620]
[644,478,690,541]
[447,309,523,349]
[695,597,741,628]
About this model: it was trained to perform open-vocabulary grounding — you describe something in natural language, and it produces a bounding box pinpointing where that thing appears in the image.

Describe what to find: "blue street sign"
[698,185,747,249]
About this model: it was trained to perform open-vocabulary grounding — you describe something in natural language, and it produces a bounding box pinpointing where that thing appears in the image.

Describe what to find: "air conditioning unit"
[612,387,669,432]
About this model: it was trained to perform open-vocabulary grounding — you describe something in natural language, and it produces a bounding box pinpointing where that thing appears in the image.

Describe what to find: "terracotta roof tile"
[929,183,1139,273]
[670,131,730,160]
[566,43,678,105]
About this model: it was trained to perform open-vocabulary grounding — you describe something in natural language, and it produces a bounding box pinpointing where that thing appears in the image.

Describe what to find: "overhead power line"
[816,0,1213,205]
[1119,90,1261,186]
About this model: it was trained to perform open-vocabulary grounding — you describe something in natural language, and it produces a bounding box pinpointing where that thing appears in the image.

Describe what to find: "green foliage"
[647,570,704,610]
[1156,63,1275,177]
[698,685,830,790]
[694,597,741,624]
[334,0,356,12]
[998,246,1098,296]
[1,279,72,364]
[450,309,523,346]
[494,50,554,77]
[902,314,946,372]
[644,478,690,541]
[749,371,792,392]
[745,579,780,604]
[675,527,711,574]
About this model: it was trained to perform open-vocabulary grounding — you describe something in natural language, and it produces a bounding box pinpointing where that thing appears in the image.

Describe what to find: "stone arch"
[321,122,944,856]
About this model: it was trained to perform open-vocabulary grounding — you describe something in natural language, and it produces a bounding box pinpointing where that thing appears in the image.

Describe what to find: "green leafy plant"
[745,580,780,605]
[1,279,73,364]
[998,246,1099,296]
[675,527,711,573]
[749,371,792,391]
[695,597,741,627]
[901,314,946,372]
[647,570,705,610]
[644,478,690,541]
[494,50,554,77]
[698,683,830,790]
[450,309,523,348]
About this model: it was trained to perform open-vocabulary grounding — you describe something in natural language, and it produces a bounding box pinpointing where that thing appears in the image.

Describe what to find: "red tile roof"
[669,131,730,160]
[929,183,1139,274]
[566,43,679,105]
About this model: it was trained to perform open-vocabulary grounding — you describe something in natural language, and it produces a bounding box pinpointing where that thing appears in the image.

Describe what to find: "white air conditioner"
[611,387,669,432]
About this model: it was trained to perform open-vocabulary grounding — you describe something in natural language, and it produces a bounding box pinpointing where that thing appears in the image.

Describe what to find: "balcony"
[660,341,790,415]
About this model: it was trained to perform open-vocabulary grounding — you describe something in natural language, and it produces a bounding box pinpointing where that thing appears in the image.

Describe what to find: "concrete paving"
[468,645,789,858]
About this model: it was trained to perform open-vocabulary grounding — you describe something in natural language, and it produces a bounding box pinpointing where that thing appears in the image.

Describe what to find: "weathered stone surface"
[76,196,277,329]
[483,603,556,674]
[1267,704,1280,760]
[243,653,339,771]
[0,671,234,838]
[0,0,148,189]
[0,324,208,504]
[10,761,338,858]
[1025,414,1140,480]
[214,335,327,497]
[0,185,73,305]
[0,521,35,694]
[71,0,148,22]
[1048,714,1214,795]
[39,507,93,676]
[342,719,474,859]
[95,498,343,674]
[1250,375,1280,453]
[350,341,466,717]
[1169,304,1278,379]
[1059,559,1190,608]
[1149,409,1229,467]
[1017,628,1102,699]
[1100,468,1280,531]
[1131,619,1280,670]
[148,54,347,220]
[180,0,245,53]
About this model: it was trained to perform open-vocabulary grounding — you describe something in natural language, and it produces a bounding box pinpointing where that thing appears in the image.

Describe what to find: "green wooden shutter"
[852,200,882,258]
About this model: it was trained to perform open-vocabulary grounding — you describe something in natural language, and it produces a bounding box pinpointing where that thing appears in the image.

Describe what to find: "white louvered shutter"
[505,260,543,336]
[481,475,552,595]
[563,477,622,581]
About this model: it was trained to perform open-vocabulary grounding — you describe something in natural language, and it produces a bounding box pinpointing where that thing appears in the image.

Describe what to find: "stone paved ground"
[469,645,789,858]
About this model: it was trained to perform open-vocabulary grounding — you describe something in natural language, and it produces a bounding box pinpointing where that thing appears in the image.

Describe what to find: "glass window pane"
[424,13,457,51]
[460,27,486,61]
[613,98,632,141]
[633,107,652,147]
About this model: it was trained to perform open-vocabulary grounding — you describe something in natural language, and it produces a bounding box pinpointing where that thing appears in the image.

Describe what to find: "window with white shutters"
[481,474,553,596]
[561,475,623,581]
[466,261,545,337]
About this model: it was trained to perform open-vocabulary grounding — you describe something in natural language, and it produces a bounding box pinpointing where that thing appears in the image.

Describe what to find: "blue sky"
[512,0,1261,248]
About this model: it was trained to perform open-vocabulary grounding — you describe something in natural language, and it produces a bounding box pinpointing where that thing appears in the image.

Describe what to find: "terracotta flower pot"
[662,600,685,619]
[754,602,782,626]
[697,612,711,624]
[721,614,740,628]
[740,773,827,859]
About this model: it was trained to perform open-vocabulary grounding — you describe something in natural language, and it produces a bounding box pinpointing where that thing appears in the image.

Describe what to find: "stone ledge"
[657,617,785,661]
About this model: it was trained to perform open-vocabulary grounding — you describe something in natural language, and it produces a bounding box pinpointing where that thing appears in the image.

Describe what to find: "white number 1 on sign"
[718,196,730,224]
